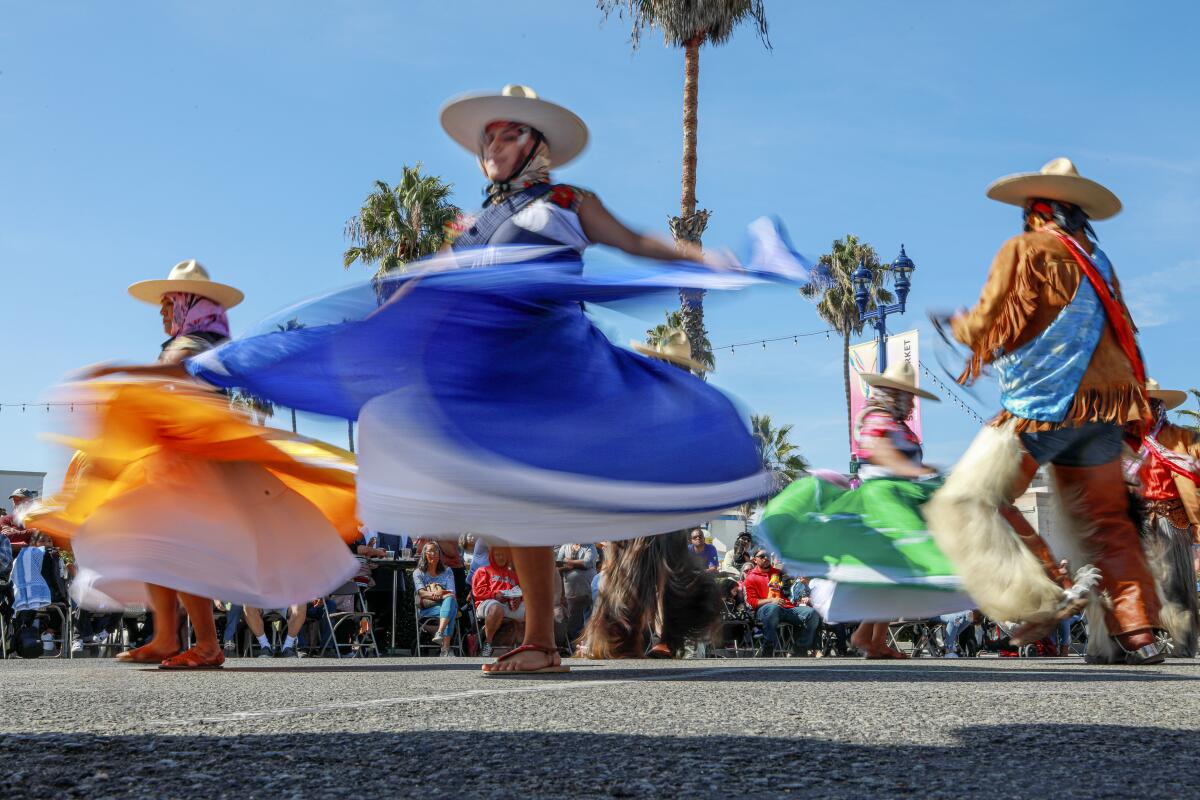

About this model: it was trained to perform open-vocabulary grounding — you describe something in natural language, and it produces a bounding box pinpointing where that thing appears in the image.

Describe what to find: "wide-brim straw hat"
[1146,378,1187,410]
[859,360,940,402]
[630,329,709,374]
[128,259,244,308]
[986,157,1122,220]
[440,84,588,169]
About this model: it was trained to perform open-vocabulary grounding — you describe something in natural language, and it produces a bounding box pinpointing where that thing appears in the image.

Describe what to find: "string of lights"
[0,401,102,412]
[713,328,835,353]
[919,364,989,424]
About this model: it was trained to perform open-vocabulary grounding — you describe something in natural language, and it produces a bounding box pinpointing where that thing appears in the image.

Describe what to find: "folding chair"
[413,598,464,657]
[41,603,72,658]
[319,581,380,659]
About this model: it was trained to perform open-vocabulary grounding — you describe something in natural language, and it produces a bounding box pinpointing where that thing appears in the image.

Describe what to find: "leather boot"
[1003,453,1073,589]
[1053,461,1161,638]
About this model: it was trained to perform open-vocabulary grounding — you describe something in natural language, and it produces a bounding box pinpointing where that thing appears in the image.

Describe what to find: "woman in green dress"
[757,361,971,658]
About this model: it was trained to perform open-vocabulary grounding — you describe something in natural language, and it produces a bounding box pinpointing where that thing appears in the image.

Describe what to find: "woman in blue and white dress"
[186,85,818,674]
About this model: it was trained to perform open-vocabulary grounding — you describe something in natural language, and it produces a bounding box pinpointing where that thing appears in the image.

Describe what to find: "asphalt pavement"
[1,655,1198,799]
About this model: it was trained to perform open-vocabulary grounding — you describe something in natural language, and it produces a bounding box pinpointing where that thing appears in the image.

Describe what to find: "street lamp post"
[849,245,917,476]
[852,244,916,374]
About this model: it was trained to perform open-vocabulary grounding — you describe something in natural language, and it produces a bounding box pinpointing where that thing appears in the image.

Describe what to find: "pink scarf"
[166,292,230,339]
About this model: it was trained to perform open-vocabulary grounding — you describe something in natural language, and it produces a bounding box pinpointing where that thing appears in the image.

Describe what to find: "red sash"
[1046,229,1149,409]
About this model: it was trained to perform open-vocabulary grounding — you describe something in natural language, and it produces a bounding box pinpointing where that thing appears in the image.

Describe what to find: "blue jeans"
[222,604,243,645]
[757,603,819,650]
[419,595,458,638]
[940,612,972,652]
[1019,422,1123,467]
[1055,614,1081,647]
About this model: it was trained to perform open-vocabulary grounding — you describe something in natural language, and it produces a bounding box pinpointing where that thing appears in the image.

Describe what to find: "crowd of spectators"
[1,500,1092,660]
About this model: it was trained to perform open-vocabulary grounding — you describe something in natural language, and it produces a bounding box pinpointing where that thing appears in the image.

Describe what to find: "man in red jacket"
[471,546,525,658]
[743,549,819,657]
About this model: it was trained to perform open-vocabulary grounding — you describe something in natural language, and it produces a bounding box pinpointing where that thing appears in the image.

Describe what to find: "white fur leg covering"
[1043,467,1121,663]
[925,421,1064,624]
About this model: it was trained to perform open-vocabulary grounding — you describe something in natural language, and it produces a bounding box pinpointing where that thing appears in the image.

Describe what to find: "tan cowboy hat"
[859,361,940,402]
[440,84,589,168]
[630,329,709,374]
[128,260,244,308]
[986,157,1122,220]
[1146,378,1187,410]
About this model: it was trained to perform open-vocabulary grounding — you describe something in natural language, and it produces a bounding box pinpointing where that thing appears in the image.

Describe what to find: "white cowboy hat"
[128,260,244,308]
[986,157,1122,221]
[859,361,940,402]
[1146,378,1187,411]
[440,84,589,169]
[630,329,709,374]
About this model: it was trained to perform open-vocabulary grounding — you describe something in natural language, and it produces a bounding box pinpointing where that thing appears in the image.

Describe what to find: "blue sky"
[2,1,1198,488]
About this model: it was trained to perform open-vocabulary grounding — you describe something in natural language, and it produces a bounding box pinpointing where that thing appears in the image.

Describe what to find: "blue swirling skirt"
[189,238,816,544]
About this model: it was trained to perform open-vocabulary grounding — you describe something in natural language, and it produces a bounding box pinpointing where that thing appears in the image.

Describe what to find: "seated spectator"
[687,529,719,572]
[10,531,69,656]
[940,610,981,658]
[218,601,244,655]
[720,532,754,577]
[244,604,307,658]
[789,575,812,606]
[743,548,818,657]
[556,542,597,640]
[718,578,755,650]
[1,489,40,556]
[73,610,122,656]
[472,545,524,658]
[414,540,458,657]
[1053,613,1081,658]
[416,536,467,606]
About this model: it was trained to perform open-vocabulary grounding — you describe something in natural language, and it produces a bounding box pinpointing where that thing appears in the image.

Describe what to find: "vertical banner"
[848,329,922,456]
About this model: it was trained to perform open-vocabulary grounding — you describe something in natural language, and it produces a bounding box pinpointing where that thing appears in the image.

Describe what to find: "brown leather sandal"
[158,647,225,670]
[115,644,181,664]
[480,643,569,676]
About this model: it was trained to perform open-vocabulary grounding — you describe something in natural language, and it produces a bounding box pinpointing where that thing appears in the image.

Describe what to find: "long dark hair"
[582,530,721,659]
[416,541,445,576]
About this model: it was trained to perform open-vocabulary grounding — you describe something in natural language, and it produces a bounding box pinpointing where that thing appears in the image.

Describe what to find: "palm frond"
[598,0,770,49]
[344,163,461,274]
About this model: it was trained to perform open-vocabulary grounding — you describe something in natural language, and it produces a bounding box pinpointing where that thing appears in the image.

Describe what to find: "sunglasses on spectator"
[754,553,769,560]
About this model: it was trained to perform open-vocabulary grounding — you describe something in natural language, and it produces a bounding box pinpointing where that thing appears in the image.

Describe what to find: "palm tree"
[799,235,894,451]
[599,0,770,367]
[343,165,458,452]
[1177,389,1200,434]
[645,309,715,374]
[343,163,461,277]
[275,318,306,433]
[751,413,809,492]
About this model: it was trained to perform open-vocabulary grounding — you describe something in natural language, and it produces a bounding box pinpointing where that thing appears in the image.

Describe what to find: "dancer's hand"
[701,247,742,272]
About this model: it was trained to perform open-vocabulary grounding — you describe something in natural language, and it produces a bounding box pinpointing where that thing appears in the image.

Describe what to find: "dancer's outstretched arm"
[76,362,189,381]
[578,194,723,267]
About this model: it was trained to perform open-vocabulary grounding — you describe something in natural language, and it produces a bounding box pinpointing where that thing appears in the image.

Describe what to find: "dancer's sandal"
[646,642,674,659]
[159,647,226,670]
[115,644,181,664]
[480,643,570,677]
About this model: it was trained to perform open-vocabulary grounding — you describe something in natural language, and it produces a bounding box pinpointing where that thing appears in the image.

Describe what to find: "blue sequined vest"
[993,247,1114,422]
